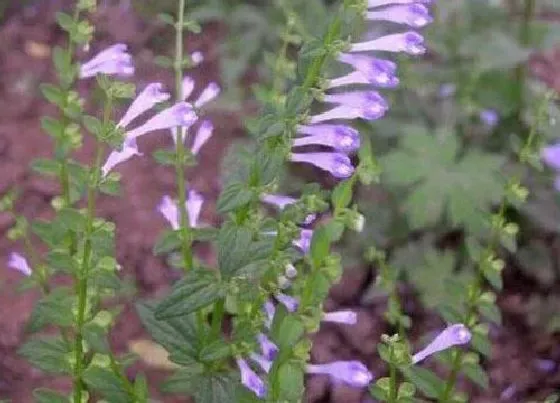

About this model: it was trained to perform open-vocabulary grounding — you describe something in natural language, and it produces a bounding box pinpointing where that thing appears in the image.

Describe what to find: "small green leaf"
[331,178,354,209]
[40,83,65,107]
[134,374,149,403]
[31,159,61,176]
[277,362,304,401]
[58,208,85,232]
[402,367,444,399]
[461,361,489,389]
[19,336,71,374]
[310,226,330,268]
[153,230,183,255]
[155,269,225,319]
[152,148,178,165]
[217,223,254,279]
[216,182,253,213]
[83,366,130,403]
[199,339,232,362]
[274,315,304,350]
[33,389,69,403]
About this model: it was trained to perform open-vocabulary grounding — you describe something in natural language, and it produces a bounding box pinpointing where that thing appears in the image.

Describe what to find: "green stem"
[173,0,194,272]
[514,0,536,117]
[210,298,225,339]
[72,98,111,403]
[388,357,398,403]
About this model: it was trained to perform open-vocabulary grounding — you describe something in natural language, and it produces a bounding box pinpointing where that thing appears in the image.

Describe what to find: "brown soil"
[0,2,559,403]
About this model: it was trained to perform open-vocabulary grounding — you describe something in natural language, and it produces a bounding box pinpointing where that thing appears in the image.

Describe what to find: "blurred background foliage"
[128,0,560,334]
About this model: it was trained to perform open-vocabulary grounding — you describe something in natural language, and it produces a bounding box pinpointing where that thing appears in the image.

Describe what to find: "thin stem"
[174,0,194,272]
[514,0,536,117]
[210,298,225,339]
[388,356,398,403]
[72,98,111,403]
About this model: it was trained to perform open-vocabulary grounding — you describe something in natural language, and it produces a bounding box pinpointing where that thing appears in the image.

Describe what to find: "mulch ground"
[0,2,559,402]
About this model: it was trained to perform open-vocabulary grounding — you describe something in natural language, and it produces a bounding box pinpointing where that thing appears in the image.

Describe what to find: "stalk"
[173,0,194,273]
[72,97,111,403]
[514,0,536,117]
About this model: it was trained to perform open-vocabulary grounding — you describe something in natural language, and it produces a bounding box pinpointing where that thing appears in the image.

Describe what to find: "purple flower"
[194,82,220,108]
[117,83,170,129]
[125,102,197,142]
[276,293,299,312]
[438,83,456,98]
[249,352,273,373]
[157,195,179,230]
[191,120,214,155]
[535,359,556,372]
[368,0,432,7]
[480,109,499,127]
[236,358,267,398]
[257,333,278,361]
[350,31,426,55]
[285,263,298,279]
[79,43,134,79]
[263,301,276,329]
[290,152,355,179]
[310,91,388,123]
[542,144,560,171]
[260,194,316,224]
[322,310,358,325]
[330,54,399,89]
[293,228,314,253]
[7,252,32,276]
[306,361,373,387]
[187,190,204,228]
[190,51,204,66]
[294,124,360,153]
[101,139,142,177]
[182,76,196,100]
[412,324,472,364]
[367,4,433,28]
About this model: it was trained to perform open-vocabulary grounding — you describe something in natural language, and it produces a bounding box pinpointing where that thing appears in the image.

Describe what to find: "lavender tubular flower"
[263,301,276,329]
[257,333,279,360]
[367,4,433,28]
[322,310,358,325]
[331,54,399,89]
[541,143,560,171]
[294,124,360,153]
[293,228,314,253]
[290,152,354,179]
[306,361,373,387]
[125,102,197,142]
[194,82,220,108]
[260,194,316,224]
[79,43,134,79]
[191,120,214,155]
[249,352,273,373]
[236,358,267,398]
[7,252,32,276]
[187,190,204,228]
[368,0,432,7]
[309,92,388,123]
[412,324,472,364]
[157,195,179,230]
[101,140,142,177]
[276,293,299,312]
[350,31,426,55]
[480,109,499,127]
[117,83,170,128]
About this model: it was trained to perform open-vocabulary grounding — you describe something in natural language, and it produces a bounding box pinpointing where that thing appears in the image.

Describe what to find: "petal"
[79,43,134,79]
[293,228,313,253]
[322,310,358,325]
[157,195,180,230]
[191,120,213,155]
[542,144,560,171]
[260,194,298,210]
[186,189,204,228]
[249,352,273,373]
[7,252,32,276]
[182,76,196,100]
[194,82,220,108]
[290,152,355,179]
[236,359,267,398]
[125,102,197,141]
[117,82,170,129]
[412,324,472,364]
[333,54,399,88]
[368,0,432,8]
[367,4,433,28]
[101,142,141,177]
[350,31,426,55]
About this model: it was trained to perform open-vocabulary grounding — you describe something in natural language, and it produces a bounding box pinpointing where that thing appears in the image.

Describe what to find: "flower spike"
[412,324,472,364]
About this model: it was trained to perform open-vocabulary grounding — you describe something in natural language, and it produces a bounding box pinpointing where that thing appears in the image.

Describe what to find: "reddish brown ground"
[0,2,559,403]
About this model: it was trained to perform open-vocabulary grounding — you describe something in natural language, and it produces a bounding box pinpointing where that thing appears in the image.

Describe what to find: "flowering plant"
[2,0,560,402]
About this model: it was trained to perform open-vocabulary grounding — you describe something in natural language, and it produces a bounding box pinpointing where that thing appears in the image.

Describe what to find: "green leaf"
[40,83,65,107]
[155,269,225,319]
[83,323,110,353]
[28,287,75,329]
[153,230,183,255]
[402,367,445,399]
[273,315,304,350]
[82,115,103,136]
[381,126,503,231]
[41,116,64,139]
[31,220,68,248]
[216,182,253,213]
[217,223,254,278]
[136,300,199,361]
[58,208,85,232]
[134,374,149,403]
[461,361,489,389]
[31,159,61,176]
[331,178,354,209]
[310,226,330,268]
[477,300,502,325]
[152,148,178,165]
[163,369,240,403]
[83,366,130,403]
[33,389,69,403]
[18,336,71,374]
[199,338,232,362]
[160,364,205,394]
[277,362,304,401]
